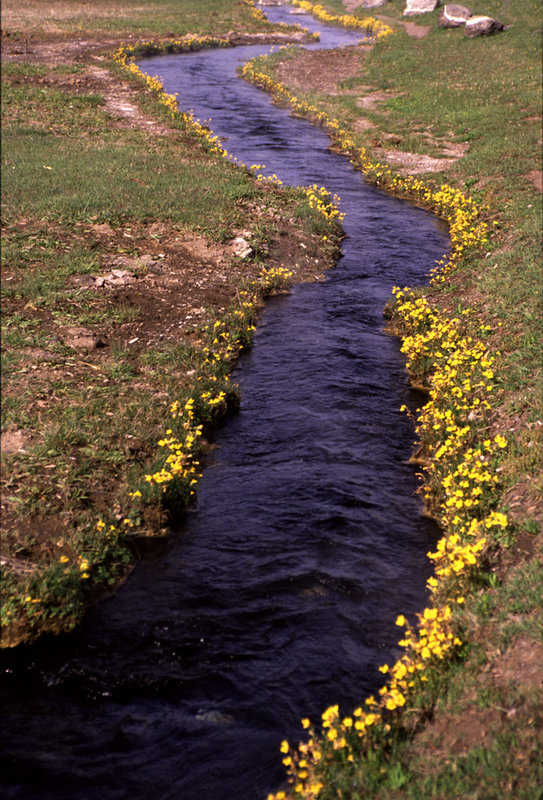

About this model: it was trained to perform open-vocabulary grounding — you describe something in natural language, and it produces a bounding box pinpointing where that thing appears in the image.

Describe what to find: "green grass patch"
[1,0,286,36]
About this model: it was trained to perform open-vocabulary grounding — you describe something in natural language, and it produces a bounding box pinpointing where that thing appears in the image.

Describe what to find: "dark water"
[0,6,450,800]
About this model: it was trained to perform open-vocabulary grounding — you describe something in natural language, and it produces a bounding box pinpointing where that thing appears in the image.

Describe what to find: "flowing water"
[0,6,450,800]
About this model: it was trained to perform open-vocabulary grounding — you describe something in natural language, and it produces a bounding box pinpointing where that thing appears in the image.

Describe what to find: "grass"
[1,0,284,36]
[1,67,264,229]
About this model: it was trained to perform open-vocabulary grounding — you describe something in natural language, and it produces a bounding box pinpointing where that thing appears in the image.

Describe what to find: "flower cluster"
[392,287,504,523]
[144,398,203,492]
[303,184,344,222]
[112,34,231,62]
[291,1,393,39]
[260,266,295,290]
[242,0,267,22]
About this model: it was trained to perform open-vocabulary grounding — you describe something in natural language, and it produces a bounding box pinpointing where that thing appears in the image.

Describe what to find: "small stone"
[70,274,96,288]
[438,4,471,27]
[231,236,253,259]
[403,0,440,17]
[356,0,389,7]
[137,254,157,266]
[464,15,504,37]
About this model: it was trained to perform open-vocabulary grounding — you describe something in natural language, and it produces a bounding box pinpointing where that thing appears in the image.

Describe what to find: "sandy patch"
[356,90,403,110]
[381,149,462,174]
[525,169,543,192]
[400,20,431,38]
[276,45,370,94]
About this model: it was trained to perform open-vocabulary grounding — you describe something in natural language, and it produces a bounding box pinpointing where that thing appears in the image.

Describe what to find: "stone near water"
[195,710,235,726]
[231,235,253,259]
[464,15,504,37]
[438,4,471,27]
[403,0,440,17]
[355,0,390,8]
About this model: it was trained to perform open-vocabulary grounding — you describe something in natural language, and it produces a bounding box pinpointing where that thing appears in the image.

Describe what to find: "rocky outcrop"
[464,15,504,37]
[401,0,505,35]
[438,4,471,27]
[403,0,440,17]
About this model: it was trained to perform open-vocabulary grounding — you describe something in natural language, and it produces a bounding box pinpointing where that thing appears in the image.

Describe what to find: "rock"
[464,15,504,37]
[110,254,158,269]
[110,255,137,268]
[59,325,102,351]
[195,710,235,726]
[356,0,389,7]
[403,0,440,16]
[231,236,252,259]
[1,429,34,455]
[70,274,97,288]
[438,4,471,27]
[137,254,160,267]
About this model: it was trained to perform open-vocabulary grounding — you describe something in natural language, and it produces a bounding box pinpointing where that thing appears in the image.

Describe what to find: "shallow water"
[0,6,450,800]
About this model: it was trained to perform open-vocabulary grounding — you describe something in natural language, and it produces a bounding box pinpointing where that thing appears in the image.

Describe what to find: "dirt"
[398,20,431,39]
[1,30,135,65]
[276,44,372,94]
[525,169,543,192]
[420,706,504,757]
[380,149,461,173]
[493,637,543,689]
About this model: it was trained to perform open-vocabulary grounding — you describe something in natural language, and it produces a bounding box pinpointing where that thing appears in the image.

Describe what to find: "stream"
[0,5,450,800]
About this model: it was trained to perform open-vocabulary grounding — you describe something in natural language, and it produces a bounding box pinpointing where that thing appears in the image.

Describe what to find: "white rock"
[403,0,440,16]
